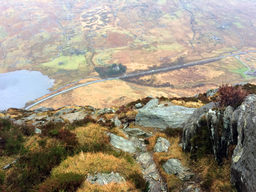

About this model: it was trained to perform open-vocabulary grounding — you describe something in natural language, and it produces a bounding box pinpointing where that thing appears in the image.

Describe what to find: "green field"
[42,55,86,70]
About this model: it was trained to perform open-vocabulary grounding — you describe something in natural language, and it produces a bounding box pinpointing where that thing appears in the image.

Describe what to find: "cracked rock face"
[154,137,170,152]
[135,99,196,129]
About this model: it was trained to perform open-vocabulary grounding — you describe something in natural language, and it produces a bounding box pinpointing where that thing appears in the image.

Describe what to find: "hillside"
[1,83,256,192]
[2,0,256,110]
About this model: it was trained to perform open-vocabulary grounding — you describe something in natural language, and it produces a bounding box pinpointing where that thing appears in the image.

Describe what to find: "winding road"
[24,50,256,110]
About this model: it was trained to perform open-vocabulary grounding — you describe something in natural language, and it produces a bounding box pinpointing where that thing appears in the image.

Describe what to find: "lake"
[0,70,54,110]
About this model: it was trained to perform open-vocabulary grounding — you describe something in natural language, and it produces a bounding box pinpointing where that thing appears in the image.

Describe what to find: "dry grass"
[77,181,138,192]
[24,135,59,152]
[191,157,235,191]
[171,100,204,108]
[51,152,143,191]
[52,152,141,177]
[73,123,109,147]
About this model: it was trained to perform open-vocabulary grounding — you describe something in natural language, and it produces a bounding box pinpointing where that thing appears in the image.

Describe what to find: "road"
[24,50,256,110]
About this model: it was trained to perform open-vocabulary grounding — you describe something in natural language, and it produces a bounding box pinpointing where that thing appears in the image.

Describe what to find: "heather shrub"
[164,128,183,138]
[0,118,26,155]
[217,84,248,108]
[57,129,78,151]
[0,171,5,185]
[38,173,84,192]
[41,121,64,136]
[6,145,68,191]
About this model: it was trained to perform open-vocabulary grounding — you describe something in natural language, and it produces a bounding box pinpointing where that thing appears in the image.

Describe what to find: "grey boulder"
[61,110,87,123]
[135,99,196,129]
[109,133,136,153]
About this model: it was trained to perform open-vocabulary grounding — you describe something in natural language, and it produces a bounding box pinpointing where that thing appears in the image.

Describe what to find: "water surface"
[0,70,54,110]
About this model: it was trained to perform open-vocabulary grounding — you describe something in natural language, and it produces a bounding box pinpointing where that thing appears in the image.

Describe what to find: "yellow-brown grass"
[77,181,138,192]
[191,157,235,191]
[171,100,204,108]
[73,123,109,147]
[52,152,142,191]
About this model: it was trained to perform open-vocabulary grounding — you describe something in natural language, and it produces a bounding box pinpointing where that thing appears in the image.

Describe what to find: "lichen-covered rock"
[162,159,194,181]
[231,95,256,192]
[136,99,196,129]
[109,133,136,153]
[154,137,170,152]
[86,172,125,185]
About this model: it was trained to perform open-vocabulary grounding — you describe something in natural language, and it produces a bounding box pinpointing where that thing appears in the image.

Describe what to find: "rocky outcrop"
[86,172,125,185]
[136,99,196,129]
[231,95,256,192]
[154,137,170,152]
[182,94,256,191]
[162,159,194,181]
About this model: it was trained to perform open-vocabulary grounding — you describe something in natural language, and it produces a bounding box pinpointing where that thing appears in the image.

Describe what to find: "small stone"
[86,172,125,185]
[163,159,194,181]
[35,128,42,134]
[124,128,152,137]
[136,152,152,168]
[113,116,122,127]
[98,108,115,115]
[135,103,143,109]
[154,137,170,152]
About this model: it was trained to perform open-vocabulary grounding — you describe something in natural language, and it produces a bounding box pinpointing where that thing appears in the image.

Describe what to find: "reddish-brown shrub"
[217,84,248,108]
[57,129,78,148]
